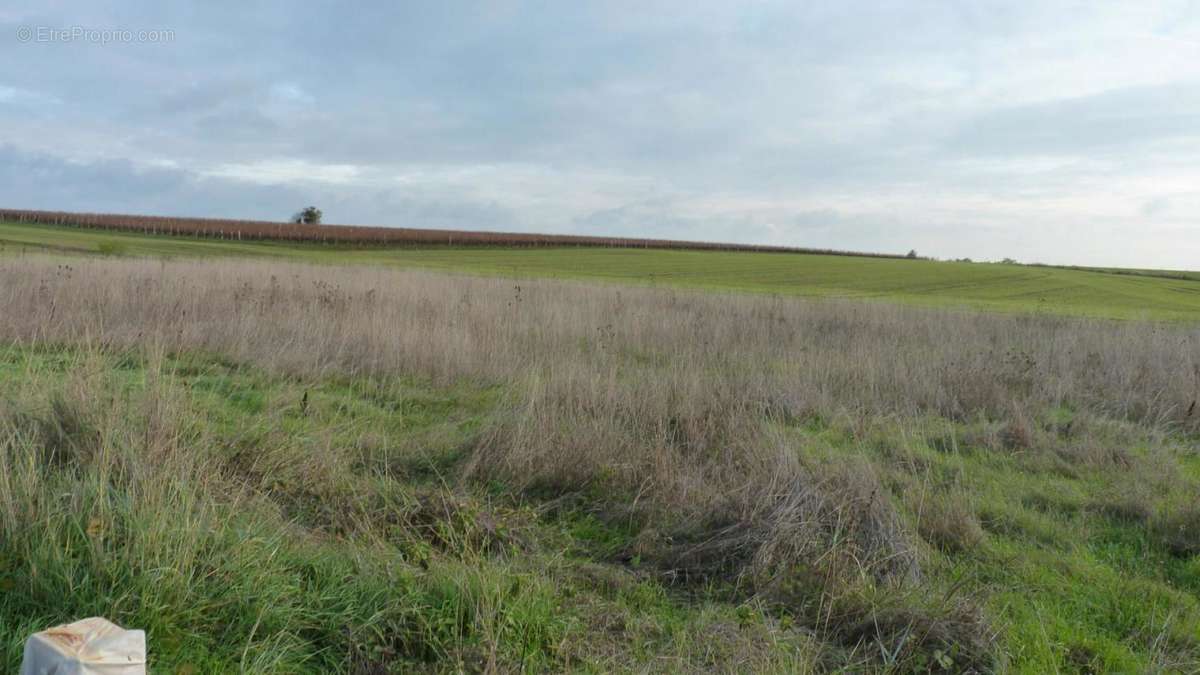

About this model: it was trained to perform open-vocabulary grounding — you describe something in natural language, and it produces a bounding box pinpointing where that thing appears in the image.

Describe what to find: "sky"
[1,2,1199,268]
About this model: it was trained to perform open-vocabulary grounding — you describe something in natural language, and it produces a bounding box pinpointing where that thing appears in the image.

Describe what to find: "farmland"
[1,251,1198,673]
[4,219,1200,321]
[0,208,905,256]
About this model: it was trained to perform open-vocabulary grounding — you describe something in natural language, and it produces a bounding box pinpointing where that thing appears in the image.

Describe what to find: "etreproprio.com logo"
[16,25,175,44]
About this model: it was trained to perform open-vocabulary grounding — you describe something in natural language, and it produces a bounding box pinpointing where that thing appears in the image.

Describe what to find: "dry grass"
[2,254,1199,670]
[916,492,986,554]
[3,257,1195,428]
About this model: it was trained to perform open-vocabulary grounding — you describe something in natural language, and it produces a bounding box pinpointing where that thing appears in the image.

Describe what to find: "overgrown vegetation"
[1,255,1198,672]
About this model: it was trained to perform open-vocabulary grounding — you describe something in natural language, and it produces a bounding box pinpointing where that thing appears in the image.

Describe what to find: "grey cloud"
[0,145,523,230]
[0,2,1199,268]
[947,84,1200,157]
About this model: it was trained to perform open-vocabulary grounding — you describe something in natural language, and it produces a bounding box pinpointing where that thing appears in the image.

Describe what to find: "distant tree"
[906,249,918,259]
[292,206,323,225]
[1001,257,1018,264]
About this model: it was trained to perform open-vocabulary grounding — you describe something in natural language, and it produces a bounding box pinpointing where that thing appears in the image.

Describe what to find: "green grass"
[2,345,1197,672]
[0,345,821,672]
[782,414,1200,673]
[4,220,1200,320]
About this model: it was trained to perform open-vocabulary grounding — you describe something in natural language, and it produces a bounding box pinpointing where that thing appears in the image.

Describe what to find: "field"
[4,219,1200,321]
[0,248,1198,673]
[0,208,903,256]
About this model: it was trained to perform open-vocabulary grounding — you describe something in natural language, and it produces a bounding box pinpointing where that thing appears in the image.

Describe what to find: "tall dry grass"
[4,254,1197,522]
[2,254,1198,667]
[3,256,1196,426]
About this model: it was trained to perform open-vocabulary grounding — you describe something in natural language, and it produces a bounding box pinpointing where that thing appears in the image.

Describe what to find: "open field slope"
[0,208,906,257]
[1,255,1199,672]
[3,219,1200,321]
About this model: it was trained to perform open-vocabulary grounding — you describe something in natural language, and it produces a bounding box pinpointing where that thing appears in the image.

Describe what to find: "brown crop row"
[0,207,907,258]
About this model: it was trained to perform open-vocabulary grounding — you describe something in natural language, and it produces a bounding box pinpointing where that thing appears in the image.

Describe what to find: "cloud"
[1141,197,1171,217]
[947,84,1200,157]
[269,83,313,106]
[0,2,1198,268]
[0,84,60,106]
[0,145,523,230]
[203,159,363,186]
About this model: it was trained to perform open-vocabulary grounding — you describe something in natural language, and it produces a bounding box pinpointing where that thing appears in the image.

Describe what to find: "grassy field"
[4,220,1200,321]
[1,255,1198,673]
[0,345,828,673]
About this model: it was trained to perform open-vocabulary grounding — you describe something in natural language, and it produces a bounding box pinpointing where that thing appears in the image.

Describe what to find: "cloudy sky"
[2,2,1199,268]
